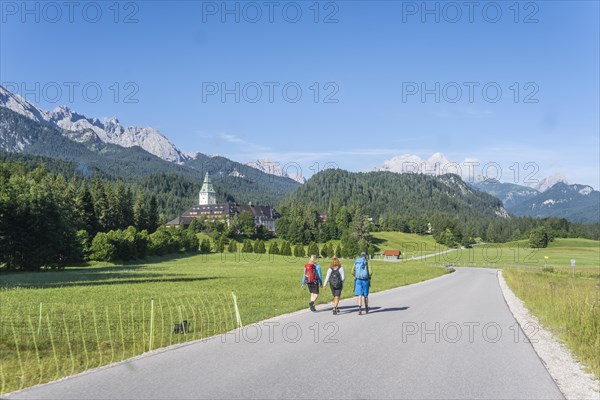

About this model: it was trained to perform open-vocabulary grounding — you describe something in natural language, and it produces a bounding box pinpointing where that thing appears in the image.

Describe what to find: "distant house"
[165,173,280,232]
[384,250,401,261]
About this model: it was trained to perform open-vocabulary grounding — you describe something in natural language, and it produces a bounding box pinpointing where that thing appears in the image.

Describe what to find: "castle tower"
[199,172,217,205]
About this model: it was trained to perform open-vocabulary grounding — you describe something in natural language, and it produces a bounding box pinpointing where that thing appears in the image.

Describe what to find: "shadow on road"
[325,305,410,314]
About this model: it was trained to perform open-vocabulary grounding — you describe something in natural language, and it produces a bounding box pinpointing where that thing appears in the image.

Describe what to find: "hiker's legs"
[364,280,370,311]
[308,283,319,311]
[333,296,339,308]
[357,295,363,308]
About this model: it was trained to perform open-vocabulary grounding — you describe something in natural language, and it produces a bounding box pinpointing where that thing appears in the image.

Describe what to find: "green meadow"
[0,237,447,395]
[1,234,598,393]
[497,239,599,379]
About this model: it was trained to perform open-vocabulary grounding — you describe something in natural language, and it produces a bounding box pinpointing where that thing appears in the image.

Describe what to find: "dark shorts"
[307,282,320,294]
[330,285,343,297]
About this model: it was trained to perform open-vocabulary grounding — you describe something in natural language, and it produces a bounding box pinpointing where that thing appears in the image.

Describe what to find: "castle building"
[198,173,217,205]
[165,173,280,232]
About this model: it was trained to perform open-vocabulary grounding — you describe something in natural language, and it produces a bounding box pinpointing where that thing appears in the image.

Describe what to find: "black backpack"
[329,268,342,289]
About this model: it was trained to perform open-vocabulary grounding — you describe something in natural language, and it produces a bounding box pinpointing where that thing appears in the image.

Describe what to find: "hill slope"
[283,169,509,220]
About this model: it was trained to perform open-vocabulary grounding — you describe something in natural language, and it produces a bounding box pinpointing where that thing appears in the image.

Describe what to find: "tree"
[254,239,266,254]
[239,211,256,237]
[529,227,549,248]
[281,241,292,256]
[227,240,238,253]
[307,242,319,258]
[147,195,160,233]
[149,227,177,256]
[215,236,226,253]
[77,230,92,260]
[133,192,149,231]
[74,184,98,234]
[335,244,342,258]
[242,239,253,253]
[320,243,330,258]
[89,232,117,261]
[439,228,456,247]
[268,242,280,255]
[185,230,200,252]
[200,238,211,254]
[293,244,305,258]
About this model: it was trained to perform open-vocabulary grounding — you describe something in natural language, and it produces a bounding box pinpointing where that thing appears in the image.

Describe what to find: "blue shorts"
[354,279,370,297]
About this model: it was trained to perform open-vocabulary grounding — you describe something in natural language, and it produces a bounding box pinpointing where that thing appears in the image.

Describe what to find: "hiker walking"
[301,255,322,312]
[353,252,372,315]
[323,257,345,315]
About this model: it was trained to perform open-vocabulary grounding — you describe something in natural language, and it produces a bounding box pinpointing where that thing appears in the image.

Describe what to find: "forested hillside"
[282,169,508,220]
[278,169,598,245]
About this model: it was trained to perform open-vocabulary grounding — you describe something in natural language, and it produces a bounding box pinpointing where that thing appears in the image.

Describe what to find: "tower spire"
[199,172,217,205]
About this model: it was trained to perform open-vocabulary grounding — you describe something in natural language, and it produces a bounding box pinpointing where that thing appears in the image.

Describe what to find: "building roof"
[165,216,198,226]
[384,250,401,256]
[200,172,215,193]
[237,204,281,219]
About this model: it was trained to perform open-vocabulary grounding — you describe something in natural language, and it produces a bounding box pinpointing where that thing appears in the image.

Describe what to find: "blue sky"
[1,1,598,187]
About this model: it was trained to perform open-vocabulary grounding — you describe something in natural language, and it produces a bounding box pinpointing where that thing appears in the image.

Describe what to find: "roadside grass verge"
[503,268,600,379]
[0,252,446,394]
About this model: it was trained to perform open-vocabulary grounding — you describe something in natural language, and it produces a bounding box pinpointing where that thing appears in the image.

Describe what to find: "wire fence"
[0,294,240,395]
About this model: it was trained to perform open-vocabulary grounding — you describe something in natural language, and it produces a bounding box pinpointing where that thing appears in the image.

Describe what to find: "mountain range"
[377,152,572,192]
[0,86,189,163]
[378,152,598,224]
[0,85,597,224]
[509,182,599,224]
[0,86,300,210]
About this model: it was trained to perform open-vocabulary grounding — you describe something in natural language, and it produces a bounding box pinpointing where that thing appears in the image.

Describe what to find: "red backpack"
[305,263,318,284]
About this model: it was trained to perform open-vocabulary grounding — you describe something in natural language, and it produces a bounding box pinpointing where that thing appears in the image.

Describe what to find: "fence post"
[38,303,43,336]
[232,292,242,328]
[149,300,155,351]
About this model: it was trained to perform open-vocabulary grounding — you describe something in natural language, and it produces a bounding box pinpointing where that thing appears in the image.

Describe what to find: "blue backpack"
[354,258,369,280]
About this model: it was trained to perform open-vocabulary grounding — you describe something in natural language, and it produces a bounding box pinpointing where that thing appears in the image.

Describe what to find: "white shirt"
[323,267,345,287]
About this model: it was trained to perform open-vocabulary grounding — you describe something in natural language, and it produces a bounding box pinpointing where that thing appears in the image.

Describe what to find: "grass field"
[503,269,600,379]
[497,238,599,379]
[0,245,447,395]
[420,238,599,276]
[1,234,597,393]
[371,231,448,258]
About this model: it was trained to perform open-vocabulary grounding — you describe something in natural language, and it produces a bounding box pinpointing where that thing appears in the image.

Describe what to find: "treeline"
[275,202,375,255]
[0,162,162,270]
[282,169,507,220]
[278,169,599,247]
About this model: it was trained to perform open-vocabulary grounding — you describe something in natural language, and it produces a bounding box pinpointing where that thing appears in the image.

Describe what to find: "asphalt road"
[6,268,563,399]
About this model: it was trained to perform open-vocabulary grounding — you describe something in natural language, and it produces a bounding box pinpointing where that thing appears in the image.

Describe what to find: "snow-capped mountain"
[0,86,189,163]
[529,173,570,192]
[245,159,306,184]
[378,153,578,191]
[0,85,49,125]
[510,182,599,224]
